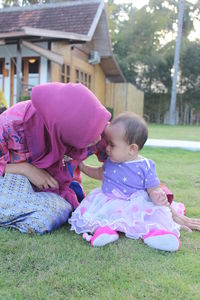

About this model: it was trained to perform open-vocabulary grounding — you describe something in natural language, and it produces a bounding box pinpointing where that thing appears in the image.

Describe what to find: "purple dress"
[69,158,181,239]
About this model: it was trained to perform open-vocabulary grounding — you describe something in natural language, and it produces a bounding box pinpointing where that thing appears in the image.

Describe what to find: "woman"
[0,82,111,234]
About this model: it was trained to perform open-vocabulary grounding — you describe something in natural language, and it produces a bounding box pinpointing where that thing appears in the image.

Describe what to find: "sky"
[114,0,199,8]
[114,0,149,9]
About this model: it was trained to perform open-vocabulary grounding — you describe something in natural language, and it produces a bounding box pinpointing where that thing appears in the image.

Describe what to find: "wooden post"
[16,40,22,102]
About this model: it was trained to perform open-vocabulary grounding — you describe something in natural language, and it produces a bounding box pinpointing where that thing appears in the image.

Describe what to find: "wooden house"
[0,0,144,116]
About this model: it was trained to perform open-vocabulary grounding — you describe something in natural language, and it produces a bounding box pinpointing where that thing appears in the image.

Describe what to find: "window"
[88,75,91,89]
[61,64,70,83]
[27,58,40,88]
[10,57,40,105]
[80,72,84,84]
[28,58,39,74]
[75,69,79,83]
[0,60,3,74]
[75,68,92,89]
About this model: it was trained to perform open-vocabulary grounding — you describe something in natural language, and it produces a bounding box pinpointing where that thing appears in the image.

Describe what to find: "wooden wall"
[105,83,144,117]
[50,42,144,117]
[93,64,106,105]
[51,42,106,105]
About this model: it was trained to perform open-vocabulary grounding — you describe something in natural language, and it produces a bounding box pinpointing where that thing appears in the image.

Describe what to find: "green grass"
[1,149,200,299]
[148,124,200,141]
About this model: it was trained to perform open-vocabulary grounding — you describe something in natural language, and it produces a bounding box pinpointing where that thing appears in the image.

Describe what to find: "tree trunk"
[183,104,189,125]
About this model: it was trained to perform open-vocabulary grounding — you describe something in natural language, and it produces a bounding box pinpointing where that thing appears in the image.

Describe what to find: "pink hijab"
[23,82,111,208]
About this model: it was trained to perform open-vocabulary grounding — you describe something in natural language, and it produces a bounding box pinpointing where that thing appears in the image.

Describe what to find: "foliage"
[107,0,200,124]
[2,0,40,6]
[18,94,31,102]
[180,42,200,111]
[2,0,68,7]
[105,0,132,42]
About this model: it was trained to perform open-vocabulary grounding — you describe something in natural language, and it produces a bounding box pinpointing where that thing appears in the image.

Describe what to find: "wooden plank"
[10,59,14,107]
[106,82,144,117]
[88,0,104,39]
[0,31,26,38]
[23,58,29,95]
[23,27,90,42]
[16,41,22,102]
[22,40,64,65]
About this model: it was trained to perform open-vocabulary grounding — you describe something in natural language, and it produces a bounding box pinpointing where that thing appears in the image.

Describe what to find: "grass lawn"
[148,124,200,141]
[1,148,200,299]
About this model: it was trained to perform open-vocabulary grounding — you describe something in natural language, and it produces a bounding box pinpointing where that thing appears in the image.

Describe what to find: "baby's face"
[105,123,132,163]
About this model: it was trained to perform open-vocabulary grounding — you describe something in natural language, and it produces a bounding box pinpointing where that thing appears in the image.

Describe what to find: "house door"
[10,57,40,106]
[0,59,5,92]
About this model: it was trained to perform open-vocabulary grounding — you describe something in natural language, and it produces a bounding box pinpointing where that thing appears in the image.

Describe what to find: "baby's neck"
[124,153,142,162]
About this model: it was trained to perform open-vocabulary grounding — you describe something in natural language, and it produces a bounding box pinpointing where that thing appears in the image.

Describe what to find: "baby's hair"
[111,112,148,150]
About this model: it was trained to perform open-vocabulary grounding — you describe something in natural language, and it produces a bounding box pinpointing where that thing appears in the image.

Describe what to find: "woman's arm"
[171,208,200,232]
[79,161,103,180]
[147,186,200,232]
[5,162,59,190]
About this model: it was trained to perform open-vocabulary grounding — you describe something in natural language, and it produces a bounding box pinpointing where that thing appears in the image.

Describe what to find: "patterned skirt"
[0,173,72,234]
[69,188,182,239]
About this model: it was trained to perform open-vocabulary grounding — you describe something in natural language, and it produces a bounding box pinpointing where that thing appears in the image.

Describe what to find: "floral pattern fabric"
[0,101,32,176]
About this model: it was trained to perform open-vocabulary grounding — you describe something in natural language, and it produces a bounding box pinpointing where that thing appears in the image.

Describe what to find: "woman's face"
[87,135,101,147]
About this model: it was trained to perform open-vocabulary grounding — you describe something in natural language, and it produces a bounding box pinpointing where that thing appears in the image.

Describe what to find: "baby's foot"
[143,230,181,252]
[91,226,119,247]
[84,227,119,247]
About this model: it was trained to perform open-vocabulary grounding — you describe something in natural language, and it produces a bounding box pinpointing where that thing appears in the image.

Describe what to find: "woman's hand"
[25,164,59,190]
[171,207,200,232]
[5,162,59,190]
[147,187,200,232]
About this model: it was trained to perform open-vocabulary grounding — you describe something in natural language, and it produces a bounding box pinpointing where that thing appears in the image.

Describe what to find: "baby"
[69,112,198,251]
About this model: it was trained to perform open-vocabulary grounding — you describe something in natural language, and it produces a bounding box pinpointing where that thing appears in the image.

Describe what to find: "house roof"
[0,0,103,41]
[0,0,125,82]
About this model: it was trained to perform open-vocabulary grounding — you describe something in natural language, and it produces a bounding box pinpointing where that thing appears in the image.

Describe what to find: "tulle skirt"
[69,188,183,239]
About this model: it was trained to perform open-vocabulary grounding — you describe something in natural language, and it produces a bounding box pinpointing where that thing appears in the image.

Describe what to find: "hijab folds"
[23,83,111,208]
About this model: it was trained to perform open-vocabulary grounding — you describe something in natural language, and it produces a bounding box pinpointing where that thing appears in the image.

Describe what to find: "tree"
[3,0,40,6]
[108,0,200,124]
[2,0,65,7]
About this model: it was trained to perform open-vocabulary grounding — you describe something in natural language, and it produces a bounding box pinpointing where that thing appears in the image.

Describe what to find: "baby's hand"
[148,187,169,206]
[78,161,85,172]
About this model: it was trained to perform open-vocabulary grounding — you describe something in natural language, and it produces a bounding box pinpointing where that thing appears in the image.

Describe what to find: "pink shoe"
[83,227,119,247]
[143,230,181,252]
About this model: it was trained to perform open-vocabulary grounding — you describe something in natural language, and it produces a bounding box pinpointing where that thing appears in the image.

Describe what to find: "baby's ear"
[129,143,138,154]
